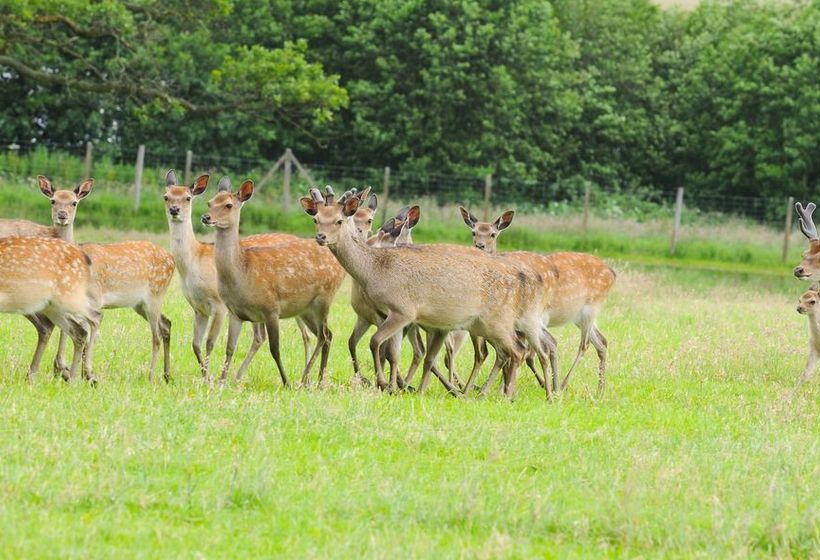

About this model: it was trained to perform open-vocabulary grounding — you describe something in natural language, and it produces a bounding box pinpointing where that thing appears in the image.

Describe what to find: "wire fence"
[0,139,809,234]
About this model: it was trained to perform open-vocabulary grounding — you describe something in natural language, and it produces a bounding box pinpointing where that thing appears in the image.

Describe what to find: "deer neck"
[168,216,203,274]
[332,218,380,288]
[810,313,820,346]
[213,220,246,286]
[53,223,73,243]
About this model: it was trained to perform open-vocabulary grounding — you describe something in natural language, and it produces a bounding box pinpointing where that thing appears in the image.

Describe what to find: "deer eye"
[471,231,476,236]
[186,196,192,202]
[367,219,373,224]
[811,300,816,305]
[226,203,233,209]
[50,200,55,205]
[490,233,496,238]
[164,195,169,201]
[72,201,78,207]
[313,218,318,224]
[336,219,343,225]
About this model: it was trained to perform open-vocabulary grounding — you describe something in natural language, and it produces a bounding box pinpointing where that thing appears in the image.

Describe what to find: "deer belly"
[101,288,150,309]
[0,292,48,315]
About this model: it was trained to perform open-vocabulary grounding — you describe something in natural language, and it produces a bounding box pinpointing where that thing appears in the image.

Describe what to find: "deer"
[34,176,176,382]
[459,206,615,395]
[793,202,820,281]
[301,187,555,399]
[0,236,100,382]
[201,178,345,387]
[794,285,820,395]
[162,170,312,383]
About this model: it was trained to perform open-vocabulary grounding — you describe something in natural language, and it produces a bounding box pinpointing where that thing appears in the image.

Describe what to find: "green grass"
[0,253,818,557]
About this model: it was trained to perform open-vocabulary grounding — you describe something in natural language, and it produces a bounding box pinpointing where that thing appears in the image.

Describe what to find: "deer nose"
[169,206,180,216]
[475,242,485,250]
[315,232,327,243]
[795,266,805,277]
[201,214,211,225]
[56,210,68,220]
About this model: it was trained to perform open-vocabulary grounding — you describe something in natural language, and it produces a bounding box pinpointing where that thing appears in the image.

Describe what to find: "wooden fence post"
[582,183,591,234]
[83,141,93,179]
[184,150,193,185]
[381,166,391,223]
[282,148,293,212]
[483,174,493,221]
[670,187,684,255]
[783,196,795,262]
[133,144,145,211]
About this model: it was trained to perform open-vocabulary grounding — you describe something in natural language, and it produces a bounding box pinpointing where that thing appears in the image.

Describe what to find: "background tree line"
[0,0,817,200]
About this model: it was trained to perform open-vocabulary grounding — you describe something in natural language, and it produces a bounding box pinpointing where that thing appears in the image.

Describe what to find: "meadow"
[0,216,818,557]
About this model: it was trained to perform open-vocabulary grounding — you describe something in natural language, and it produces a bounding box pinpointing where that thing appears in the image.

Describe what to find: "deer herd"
[0,172,817,397]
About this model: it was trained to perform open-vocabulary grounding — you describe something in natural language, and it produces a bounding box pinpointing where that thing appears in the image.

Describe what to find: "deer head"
[202,177,254,229]
[38,175,93,227]
[300,186,369,246]
[794,202,820,279]
[163,169,210,223]
[797,284,820,314]
[376,205,420,247]
[458,206,514,253]
[351,189,378,241]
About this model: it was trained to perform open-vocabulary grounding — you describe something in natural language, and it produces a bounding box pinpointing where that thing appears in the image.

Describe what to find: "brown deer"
[301,187,554,399]
[793,202,820,281]
[202,178,345,387]
[0,176,94,240]
[163,171,311,382]
[459,206,615,394]
[34,176,176,382]
[794,285,820,394]
[0,236,100,381]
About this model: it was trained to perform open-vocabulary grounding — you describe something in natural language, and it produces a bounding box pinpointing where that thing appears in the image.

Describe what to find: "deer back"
[80,241,175,306]
[0,219,58,240]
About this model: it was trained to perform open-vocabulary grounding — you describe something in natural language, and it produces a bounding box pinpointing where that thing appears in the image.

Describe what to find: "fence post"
[381,166,391,223]
[184,150,193,185]
[83,141,93,179]
[282,148,293,212]
[582,183,591,234]
[783,196,795,262]
[670,187,684,255]
[133,144,145,211]
[483,174,493,221]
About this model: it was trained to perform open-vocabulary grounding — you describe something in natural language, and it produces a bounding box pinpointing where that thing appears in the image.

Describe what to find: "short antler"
[325,186,335,205]
[310,187,325,204]
[796,202,818,240]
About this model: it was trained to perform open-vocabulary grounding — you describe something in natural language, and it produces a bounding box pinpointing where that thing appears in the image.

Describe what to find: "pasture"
[0,224,818,557]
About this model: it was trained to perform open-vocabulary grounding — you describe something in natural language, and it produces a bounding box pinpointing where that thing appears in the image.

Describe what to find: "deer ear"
[407,206,421,228]
[495,210,515,231]
[367,194,378,211]
[165,170,178,187]
[343,194,360,217]
[300,197,318,216]
[810,283,820,292]
[75,179,94,200]
[191,174,210,196]
[237,180,254,202]
[459,206,476,227]
[38,175,54,198]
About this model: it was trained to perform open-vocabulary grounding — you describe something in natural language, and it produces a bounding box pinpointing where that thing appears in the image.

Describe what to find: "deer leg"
[296,318,312,370]
[418,329,449,394]
[219,317,242,382]
[369,312,412,391]
[462,334,490,394]
[134,303,162,383]
[347,316,372,386]
[159,314,172,383]
[81,316,102,385]
[587,326,608,396]
[192,311,211,380]
[264,315,290,388]
[444,330,468,388]
[204,307,226,377]
[318,321,333,386]
[791,348,820,397]
[234,322,266,382]
[51,329,69,377]
[299,317,324,386]
[61,317,89,383]
[561,327,591,393]
[26,314,54,382]
[402,325,423,387]
[478,350,508,398]
[519,325,553,401]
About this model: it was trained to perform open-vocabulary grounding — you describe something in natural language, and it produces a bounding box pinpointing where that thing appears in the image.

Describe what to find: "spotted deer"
[459,206,615,394]
[301,187,554,399]
[202,178,345,387]
[793,202,820,281]
[163,170,311,382]
[34,176,176,382]
[0,236,100,382]
[793,285,820,395]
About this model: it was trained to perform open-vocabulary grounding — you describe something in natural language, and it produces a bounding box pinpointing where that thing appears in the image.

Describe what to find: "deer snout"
[56,210,69,222]
[315,232,328,245]
[475,242,485,250]
[169,206,180,216]
[795,266,808,278]
[201,214,212,225]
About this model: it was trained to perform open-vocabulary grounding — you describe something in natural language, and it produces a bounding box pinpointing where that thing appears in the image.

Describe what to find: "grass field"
[0,224,818,557]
